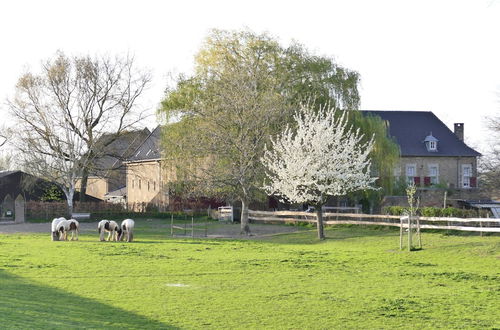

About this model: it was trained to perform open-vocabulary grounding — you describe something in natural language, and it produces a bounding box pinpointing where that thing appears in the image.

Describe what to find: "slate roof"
[363,111,481,157]
[128,126,162,162]
[91,128,151,173]
[0,170,17,179]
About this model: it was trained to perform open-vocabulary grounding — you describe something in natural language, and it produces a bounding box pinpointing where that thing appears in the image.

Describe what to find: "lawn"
[0,220,498,329]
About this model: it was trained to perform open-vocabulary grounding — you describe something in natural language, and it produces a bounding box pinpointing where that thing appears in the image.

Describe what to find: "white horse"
[97,220,120,241]
[55,219,70,241]
[51,217,66,241]
[119,219,135,242]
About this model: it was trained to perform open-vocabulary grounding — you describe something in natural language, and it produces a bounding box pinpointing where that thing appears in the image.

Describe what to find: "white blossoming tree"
[262,103,377,239]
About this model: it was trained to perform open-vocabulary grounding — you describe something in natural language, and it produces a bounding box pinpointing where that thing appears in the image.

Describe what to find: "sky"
[0,0,499,153]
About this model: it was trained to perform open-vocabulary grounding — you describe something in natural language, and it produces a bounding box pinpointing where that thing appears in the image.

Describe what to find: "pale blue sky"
[1,0,499,151]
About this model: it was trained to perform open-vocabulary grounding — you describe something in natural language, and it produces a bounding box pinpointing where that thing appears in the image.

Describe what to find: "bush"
[384,206,490,218]
[383,206,407,216]
[420,207,439,217]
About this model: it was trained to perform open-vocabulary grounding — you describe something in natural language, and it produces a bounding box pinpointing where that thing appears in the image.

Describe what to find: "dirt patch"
[203,222,307,239]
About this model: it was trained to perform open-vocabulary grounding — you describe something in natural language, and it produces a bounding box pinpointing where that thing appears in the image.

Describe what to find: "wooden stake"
[408,216,412,252]
[399,217,403,250]
[170,214,173,236]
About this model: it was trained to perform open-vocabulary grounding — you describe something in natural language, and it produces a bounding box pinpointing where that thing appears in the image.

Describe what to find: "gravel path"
[0,221,97,234]
[0,220,307,239]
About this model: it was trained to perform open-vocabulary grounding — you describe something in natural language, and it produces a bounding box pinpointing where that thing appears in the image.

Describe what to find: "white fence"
[248,210,500,233]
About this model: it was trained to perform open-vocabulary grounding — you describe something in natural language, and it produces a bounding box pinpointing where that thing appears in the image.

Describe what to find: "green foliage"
[0,222,498,328]
[420,207,439,217]
[348,112,400,210]
[159,29,364,204]
[384,206,490,218]
[384,206,407,215]
[40,184,64,202]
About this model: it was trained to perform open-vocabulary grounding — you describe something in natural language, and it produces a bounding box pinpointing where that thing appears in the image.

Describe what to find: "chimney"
[454,123,464,141]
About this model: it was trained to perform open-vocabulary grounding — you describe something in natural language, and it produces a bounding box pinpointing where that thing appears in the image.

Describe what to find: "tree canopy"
[159,29,398,232]
[9,51,150,213]
[262,102,377,239]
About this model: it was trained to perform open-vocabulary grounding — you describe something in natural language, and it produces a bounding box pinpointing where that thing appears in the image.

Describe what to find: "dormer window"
[424,133,438,152]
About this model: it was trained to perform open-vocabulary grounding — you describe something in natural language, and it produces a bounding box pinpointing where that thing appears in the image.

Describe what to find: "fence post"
[191,216,194,238]
[399,217,403,250]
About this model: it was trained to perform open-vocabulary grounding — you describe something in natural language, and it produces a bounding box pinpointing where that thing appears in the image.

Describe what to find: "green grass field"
[0,220,498,329]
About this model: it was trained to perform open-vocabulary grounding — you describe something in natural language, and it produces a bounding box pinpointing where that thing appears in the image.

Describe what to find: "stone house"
[76,128,151,201]
[365,111,481,195]
[124,126,170,209]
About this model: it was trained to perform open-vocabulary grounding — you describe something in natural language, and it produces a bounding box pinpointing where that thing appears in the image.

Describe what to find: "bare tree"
[0,125,10,148]
[9,51,151,214]
[480,111,500,197]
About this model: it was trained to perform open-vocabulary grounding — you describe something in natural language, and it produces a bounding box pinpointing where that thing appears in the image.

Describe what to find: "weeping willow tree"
[349,112,401,212]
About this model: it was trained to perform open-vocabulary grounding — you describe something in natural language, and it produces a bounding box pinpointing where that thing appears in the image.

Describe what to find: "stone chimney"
[454,123,464,141]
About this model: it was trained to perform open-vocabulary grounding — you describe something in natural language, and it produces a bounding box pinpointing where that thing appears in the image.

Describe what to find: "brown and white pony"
[118,219,135,242]
[97,220,120,241]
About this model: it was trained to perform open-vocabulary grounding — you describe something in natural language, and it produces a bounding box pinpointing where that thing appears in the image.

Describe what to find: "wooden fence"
[248,210,500,233]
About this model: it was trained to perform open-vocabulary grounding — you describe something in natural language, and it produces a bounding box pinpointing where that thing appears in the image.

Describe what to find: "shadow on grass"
[0,269,176,329]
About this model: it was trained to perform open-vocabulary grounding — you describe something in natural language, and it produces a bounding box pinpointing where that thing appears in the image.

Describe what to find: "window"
[428,164,439,185]
[154,181,156,191]
[406,164,416,184]
[148,181,150,191]
[139,180,142,190]
[424,133,438,152]
[462,164,472,188]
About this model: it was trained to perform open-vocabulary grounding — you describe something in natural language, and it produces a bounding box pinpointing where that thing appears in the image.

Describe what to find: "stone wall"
[398,156,477,188]
[383,187,489,209]
[126,160,167,209]
[76,177,108,200]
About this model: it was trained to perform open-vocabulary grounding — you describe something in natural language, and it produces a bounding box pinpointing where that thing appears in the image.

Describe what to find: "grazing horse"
[97,220,120,241]
[55,219,70,241]
[118,219,135,242]
[51,217,66,241]
[67,219,80,241]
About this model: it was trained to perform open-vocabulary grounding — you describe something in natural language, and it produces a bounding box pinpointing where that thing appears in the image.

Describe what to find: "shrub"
[383,206,489,218]
[383,206,407,215]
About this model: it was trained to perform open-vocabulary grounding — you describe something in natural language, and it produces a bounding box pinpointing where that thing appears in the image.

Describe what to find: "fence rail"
[248,210,500,233]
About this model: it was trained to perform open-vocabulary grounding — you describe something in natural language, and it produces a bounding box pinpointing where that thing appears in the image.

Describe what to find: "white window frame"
[406,164,417,184]
[461,164,472,188]
[428,141,437,151]
[428,164,439,185]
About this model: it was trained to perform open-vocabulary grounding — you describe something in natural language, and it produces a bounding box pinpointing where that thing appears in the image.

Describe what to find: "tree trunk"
[79,167,89,202]
[240,199,251,235]
[316,206,325,240]
[66,189,74,218]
